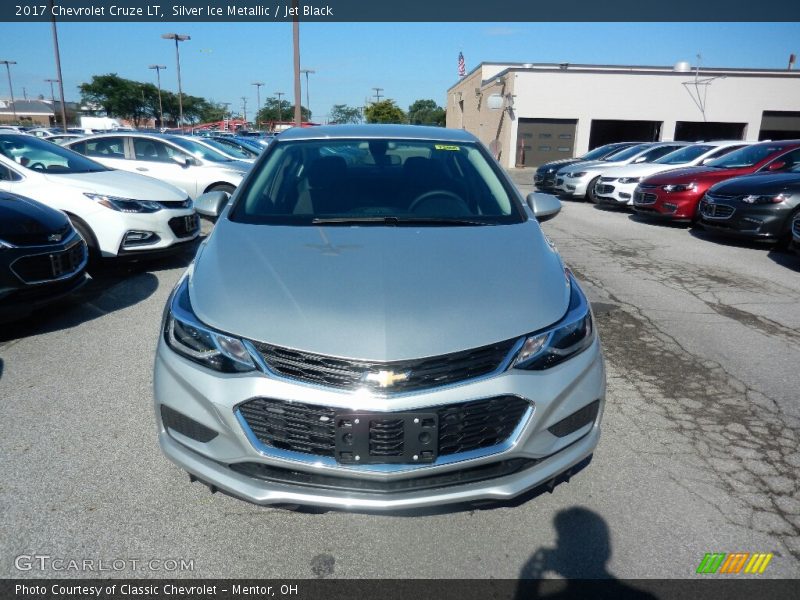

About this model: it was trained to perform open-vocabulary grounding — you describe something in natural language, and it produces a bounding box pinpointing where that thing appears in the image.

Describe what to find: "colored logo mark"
[696,552,773,574]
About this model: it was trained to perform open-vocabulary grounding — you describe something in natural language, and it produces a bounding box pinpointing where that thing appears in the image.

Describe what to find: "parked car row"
[535,139,800,252]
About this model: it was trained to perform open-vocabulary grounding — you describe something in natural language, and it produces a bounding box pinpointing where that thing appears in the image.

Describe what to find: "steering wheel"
[408,189,464,213]
[30,162,46,171]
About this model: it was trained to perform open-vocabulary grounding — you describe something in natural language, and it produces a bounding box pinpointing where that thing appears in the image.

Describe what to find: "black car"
[533,142,640,192]
[698,170,800,248]
[792,214,800,254]
[1,191,88,322]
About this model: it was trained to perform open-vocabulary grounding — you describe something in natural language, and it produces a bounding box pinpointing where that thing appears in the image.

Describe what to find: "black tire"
[66,213,100,263]
[586,176,600,203]
[207,183,236,196]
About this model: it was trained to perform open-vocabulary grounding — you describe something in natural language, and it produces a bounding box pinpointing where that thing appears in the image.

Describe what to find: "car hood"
[602,163,684,179]
[643,165,752,184]
[0,191,70,244]
[710,172,800,195]
[190,220,570,361]
[538,158,580,172]
[42,169,187,200]
[207,160,250,175]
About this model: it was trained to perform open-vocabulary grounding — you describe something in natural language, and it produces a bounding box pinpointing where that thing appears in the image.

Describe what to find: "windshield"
[704,144,787,169]
[654,145,714,165]
[169,137,232,162]
[0,134,108,174]
[602,144,649,162]
[581,143,628,161]
[230,139,525,226]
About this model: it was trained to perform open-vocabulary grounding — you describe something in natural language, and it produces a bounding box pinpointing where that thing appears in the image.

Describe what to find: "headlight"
[84,193,163,213]
[741,193,787,205]
[662,182,696,193]
[164,276,256,373]
[0,238,14,251]
[512,273,595,371]
[568,171,588,178]
[619,176,643,184]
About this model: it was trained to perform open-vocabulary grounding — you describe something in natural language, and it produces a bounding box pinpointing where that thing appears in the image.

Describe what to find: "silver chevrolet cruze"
[153,125,606,510]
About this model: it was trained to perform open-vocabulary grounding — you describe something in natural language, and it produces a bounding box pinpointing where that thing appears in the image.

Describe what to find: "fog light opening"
[122,230,160,248]
[548,400,601,438]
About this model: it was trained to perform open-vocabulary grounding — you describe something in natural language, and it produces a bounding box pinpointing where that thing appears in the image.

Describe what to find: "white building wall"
[507,69,800,168]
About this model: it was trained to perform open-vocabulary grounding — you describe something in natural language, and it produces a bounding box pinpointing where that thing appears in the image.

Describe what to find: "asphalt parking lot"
[1,170,799,580]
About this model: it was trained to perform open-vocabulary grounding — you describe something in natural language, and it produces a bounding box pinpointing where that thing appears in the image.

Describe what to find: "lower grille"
[168,214,200,238]
[700,202,734,220]
[11,240,86,284]
[633,191,658,205]
[251,337,518,394]
[229,458,539,494]
[595,184,615,195]
[237,395,531,460]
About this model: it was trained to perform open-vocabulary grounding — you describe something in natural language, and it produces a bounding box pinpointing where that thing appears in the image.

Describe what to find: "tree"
[329,104,361,124]
[256,96,310,126]
[408,99,445,126]
[364,99,406,124]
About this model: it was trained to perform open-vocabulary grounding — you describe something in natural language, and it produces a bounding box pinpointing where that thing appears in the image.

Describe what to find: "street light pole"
[49,0,68,130]
[149,64,166,128]
[161,33,190,129]
[44,78,59,126]
[275,91,285,129]
[0,60,18,122]
[251,82,264,130]
[300,68,315,121]
[292,0,301,126]
[241,96,247,124]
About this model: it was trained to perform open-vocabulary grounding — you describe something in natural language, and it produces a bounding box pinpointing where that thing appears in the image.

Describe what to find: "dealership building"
[445,62,800,169]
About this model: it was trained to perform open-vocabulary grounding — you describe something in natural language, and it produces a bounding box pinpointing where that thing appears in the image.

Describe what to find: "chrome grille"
[700,200,735,220]
[633,191,658,205]
[11,239,87,284]
[250,338,519,393]
[596,184,615,195]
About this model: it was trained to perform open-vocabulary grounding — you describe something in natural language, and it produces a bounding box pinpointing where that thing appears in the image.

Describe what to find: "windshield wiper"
[311,216,492,226]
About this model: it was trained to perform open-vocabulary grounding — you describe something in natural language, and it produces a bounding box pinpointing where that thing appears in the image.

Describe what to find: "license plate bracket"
[334,412,438,465]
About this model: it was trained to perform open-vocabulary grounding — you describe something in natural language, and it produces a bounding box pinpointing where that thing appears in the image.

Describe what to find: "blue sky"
[1,22,798,122]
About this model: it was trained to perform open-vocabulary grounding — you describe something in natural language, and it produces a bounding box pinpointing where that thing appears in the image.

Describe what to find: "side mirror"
[632,156,647,163]
[195,190,230,219]
[526,193,562,222]
[767,161,786,172]
[172,154,195,167]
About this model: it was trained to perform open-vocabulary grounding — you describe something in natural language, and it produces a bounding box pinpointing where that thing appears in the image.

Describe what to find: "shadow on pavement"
[515,507,659,598]
[626,213,692,229]
[0,245,197,343]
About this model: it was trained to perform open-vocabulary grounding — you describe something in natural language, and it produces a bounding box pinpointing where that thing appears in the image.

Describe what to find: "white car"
[0,133,199,259]
[189,136,257,163]
[594,140,752,206]
[64,133,250,199]
[555,142,688,201]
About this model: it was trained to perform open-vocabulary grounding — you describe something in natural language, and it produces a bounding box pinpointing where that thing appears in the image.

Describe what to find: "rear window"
[230,139,525,226]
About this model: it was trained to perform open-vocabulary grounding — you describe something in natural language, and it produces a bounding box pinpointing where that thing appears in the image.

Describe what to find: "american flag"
[458,52,466,77]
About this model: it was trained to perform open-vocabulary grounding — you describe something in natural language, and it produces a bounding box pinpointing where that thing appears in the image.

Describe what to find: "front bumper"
[87,208,200,258]
[555,175,591,198]
[595,181,637,206]
[632,187,702,221]
[698,199,795,241]
[153,336,606,510]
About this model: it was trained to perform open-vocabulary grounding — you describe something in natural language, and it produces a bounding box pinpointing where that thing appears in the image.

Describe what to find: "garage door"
[517,118,577,167]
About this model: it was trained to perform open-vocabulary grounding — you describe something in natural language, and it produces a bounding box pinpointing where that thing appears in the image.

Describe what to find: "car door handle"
[136,167,149,171]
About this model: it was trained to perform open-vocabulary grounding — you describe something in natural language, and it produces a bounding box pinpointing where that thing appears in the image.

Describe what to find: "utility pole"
[372,87,383,103]
[49,1,68,129]
[161,33,190,129]
[149,65,166,128]
[45,78,59,127]
[300,68,315,121]
[0,60,18,122]
[251,82,264,130]
[241,96,247,124]
[275,91,285,128]
[292,0,301,125]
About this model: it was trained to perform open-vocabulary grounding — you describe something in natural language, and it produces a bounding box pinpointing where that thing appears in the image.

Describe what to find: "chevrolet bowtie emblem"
[363,370,410,388]
[48,233,62,242]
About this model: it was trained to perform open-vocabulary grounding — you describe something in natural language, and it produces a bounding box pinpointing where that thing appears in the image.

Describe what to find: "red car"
[632,140,800,222]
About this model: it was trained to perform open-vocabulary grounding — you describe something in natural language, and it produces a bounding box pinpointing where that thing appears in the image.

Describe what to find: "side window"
[763,148,800,172]
[69,141,87,155]
[644,145,683,162]
[0,163,22,181]
[85,137,126,159]
[707,145,745,160]
[133,139,180,163]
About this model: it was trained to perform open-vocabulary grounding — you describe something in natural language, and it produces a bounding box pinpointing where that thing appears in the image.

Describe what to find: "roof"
[449,61,800,92]
[0,99,54,115]
[277,124,478,142]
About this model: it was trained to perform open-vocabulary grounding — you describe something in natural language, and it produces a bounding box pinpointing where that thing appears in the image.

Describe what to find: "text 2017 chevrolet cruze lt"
[154,125,606,510]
